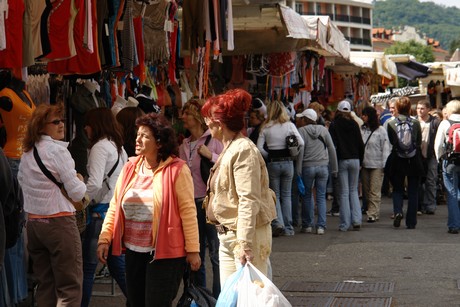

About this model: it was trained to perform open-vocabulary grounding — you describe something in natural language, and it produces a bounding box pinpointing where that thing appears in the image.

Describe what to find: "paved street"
[90,195,460,306]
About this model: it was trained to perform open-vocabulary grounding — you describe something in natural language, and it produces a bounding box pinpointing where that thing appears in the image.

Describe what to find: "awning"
[395,61,429,80]
[349,52,398,80]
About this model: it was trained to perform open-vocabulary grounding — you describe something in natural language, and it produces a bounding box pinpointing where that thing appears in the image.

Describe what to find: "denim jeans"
[267,161,294,235]
[391,173,419,228]
[291,174,301,227]
[82,216,128,307]
[420,157,438,212]
[301,165,329,229]
[193,199,220,298]
[442,161,460,230]
[337,159,362,230]
[125,249,185,307]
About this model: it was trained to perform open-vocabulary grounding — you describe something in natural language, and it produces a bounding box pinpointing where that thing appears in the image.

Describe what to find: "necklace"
[143,160,158,172]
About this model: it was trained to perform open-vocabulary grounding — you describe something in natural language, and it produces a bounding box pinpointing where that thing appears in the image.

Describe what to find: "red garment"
[0,0,25,69]
[132,16,146,84]
[110,156,187,260]
[47,0,101,75]
[43,0,77,61]
[168,20,179,85]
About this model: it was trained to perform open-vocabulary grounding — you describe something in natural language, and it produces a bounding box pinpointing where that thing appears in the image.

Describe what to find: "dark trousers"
[194,199,220,298]
[391,174,420,227]
[125,249,185,307]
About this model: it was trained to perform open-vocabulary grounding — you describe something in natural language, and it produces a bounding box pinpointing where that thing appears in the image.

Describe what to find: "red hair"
[201,89,251,132]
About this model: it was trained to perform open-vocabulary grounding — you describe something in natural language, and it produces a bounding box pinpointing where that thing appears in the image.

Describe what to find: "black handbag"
[177,265,216,307]
[200,135,214,184]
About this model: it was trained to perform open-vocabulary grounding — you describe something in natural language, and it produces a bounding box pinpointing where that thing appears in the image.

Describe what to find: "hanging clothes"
[0,0,25,70]
[121,0,138,72]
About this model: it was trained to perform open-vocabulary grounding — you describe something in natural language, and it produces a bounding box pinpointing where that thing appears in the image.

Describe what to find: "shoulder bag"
[200,135,214,184]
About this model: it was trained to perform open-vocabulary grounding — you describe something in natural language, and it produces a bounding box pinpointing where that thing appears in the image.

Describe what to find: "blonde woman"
[257,100,304,236]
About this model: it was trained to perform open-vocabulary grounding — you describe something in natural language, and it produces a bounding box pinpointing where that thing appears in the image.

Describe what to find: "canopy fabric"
[395,61,429,80]
[349,52,398,80]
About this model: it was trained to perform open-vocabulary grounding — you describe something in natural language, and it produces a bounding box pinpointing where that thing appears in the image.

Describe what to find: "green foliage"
[450,39,460,55]
[384,40,435,63]
[374,0,460,52]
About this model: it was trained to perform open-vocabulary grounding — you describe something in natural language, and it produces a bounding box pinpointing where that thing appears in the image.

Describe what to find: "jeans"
[82,216,128,307]
[391,173,419,227]
[337,159,362,230]
[125,249,185,307]
[267,161,294,235]
[291,174,301,227]
[193,199,220,298]
[301,165,329,229]
[442,161,460,230]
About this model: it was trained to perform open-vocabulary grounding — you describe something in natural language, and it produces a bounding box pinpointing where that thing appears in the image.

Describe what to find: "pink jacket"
[98,155,200,259]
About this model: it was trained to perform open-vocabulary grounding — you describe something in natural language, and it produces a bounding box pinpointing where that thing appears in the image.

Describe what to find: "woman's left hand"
[186,252,201,271]
[239,249,254,265]
[198,145,212,160]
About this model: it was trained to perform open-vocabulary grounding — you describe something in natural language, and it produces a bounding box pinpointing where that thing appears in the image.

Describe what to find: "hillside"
[373,0,460,52]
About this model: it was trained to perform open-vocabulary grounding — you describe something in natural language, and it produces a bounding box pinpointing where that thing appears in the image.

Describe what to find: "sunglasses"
[47,119,66,125]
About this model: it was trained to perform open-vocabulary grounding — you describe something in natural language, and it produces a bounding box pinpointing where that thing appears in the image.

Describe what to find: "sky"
[419,0,460,9]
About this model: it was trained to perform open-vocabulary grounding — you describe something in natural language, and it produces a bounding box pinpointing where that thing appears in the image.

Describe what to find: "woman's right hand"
[97,243,109,264]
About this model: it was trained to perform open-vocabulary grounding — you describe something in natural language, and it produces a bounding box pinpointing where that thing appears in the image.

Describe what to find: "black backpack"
[2,170,25,248]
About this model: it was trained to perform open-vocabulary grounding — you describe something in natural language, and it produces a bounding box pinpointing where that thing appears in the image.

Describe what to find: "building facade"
[292,0,373,52]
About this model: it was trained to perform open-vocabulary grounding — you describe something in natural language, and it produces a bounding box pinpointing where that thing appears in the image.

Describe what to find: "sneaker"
[417,211,423,216]
[393,213,403,228]
[327,210,340,217]
[367,217,376,223]
[352,224,361,231]
[300,226,313,234]
[272,226,284,237]
[448,228,459,234]
[317,227,325,235]
[424,210,435,215]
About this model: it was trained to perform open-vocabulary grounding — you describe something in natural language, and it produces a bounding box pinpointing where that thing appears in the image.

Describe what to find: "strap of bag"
[204,134,212,146]
[33,146,62,189]
[364,130,375,147]
[106,156,120,179]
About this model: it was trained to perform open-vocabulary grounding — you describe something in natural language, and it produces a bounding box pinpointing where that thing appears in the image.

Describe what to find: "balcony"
[335,14,349,22]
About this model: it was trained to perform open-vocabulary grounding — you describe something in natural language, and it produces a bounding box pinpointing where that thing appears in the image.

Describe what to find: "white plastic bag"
[216,267,244,307]
[236,262,291,307]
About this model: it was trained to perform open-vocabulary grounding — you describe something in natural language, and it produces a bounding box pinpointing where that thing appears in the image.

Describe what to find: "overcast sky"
[419,0,460,8]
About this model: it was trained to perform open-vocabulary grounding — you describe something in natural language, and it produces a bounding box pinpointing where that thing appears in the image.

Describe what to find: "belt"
[215,224,233,235]
[269,157,292,162]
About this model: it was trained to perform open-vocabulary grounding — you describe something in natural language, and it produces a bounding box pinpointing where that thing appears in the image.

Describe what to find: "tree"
[450,39,460,55]
[384,40,435,63]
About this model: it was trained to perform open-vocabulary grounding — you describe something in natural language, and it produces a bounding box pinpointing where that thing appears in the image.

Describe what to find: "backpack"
[395,117,416,158]
[444,120,460,165]
[2,173,25,248]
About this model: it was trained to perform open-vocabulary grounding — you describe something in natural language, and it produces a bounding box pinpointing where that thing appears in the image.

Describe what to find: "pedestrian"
[415,100,440,215]
[179,99,223,298]
[116,106,145,157]
[257,100,304,236]
[201,88,276,285]
[434,99,460,234]
[97,113,201,306]
[329,100,365,231]
[387,97,423,229]
[296,109,338,235]
[81,107,128,307]
[18,103,87,306]
[360,106,390,223]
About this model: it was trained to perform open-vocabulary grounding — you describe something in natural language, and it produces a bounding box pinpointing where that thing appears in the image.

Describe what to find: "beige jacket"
[210,137,276,250]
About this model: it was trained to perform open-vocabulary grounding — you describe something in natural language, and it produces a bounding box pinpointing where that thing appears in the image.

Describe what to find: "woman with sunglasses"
[201,89,276,286]
[18,103,87,306]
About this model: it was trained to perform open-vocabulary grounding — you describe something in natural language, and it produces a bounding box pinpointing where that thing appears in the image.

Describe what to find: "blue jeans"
[267,161,294,235]
[82,215,128,307]
[291,174,301,227]
[391,172,419,228]
[194,199,220,298]
[337,159,362,230]
[442,161,460,230]
[301,165,329,229]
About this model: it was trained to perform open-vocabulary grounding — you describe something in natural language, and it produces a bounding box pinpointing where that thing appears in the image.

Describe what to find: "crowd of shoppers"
[2,85,460,306]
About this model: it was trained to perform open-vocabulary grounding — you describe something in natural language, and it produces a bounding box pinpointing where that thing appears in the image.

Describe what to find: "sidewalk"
[89,196,460,306]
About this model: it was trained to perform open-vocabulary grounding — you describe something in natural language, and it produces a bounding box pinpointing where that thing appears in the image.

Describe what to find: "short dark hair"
[136,113,179,162]
[395,97,411,115]
[85,107,124,153]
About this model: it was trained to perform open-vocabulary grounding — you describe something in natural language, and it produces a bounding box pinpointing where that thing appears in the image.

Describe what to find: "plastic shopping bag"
[237,262,291,307]
[216,266,244,307]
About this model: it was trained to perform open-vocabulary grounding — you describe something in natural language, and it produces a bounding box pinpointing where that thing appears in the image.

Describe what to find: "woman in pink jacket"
[97,113,200,307]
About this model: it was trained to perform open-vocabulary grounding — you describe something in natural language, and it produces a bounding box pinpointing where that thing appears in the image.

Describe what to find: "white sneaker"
[300,227,313,233]
[317,228,325,235]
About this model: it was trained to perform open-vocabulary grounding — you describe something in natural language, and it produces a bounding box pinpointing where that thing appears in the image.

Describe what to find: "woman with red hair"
[201,89,276,285]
